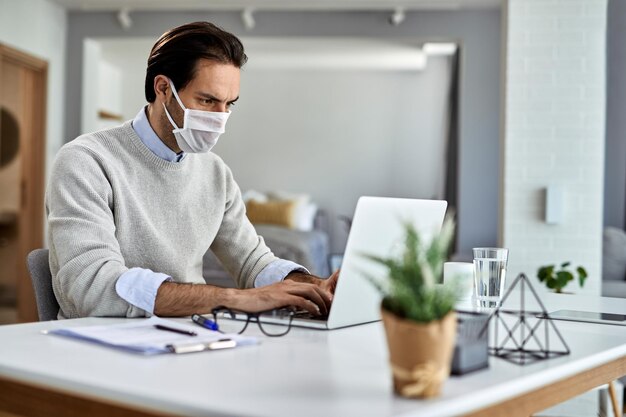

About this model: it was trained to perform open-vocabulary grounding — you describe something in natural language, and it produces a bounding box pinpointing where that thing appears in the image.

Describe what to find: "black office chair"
[26,249,59,321]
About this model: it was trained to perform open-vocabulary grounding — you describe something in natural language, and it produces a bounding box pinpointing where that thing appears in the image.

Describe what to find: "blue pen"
[191,313,219,331]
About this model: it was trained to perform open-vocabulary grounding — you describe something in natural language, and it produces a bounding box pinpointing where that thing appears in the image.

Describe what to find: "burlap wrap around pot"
[381,308,457,398]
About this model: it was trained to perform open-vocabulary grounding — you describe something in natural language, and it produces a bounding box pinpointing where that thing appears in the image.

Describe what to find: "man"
[46,21,337,319]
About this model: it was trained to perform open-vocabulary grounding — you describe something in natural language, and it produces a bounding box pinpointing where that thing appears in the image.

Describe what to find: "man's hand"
[153,270,340,318]
[228,269,340,316]
[229,279,334,316]
[321,269,339,294]
[284,269,339,306]
[285,269,339,293]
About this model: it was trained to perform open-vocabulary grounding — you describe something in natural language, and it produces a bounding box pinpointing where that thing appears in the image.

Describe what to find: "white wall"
[81,39,100,134]
[98,60,122,117]
[82,40,124,133]
[99,38,151,122]
[222,61,452,251]
[501,0,607,295]
[0,0,67,187]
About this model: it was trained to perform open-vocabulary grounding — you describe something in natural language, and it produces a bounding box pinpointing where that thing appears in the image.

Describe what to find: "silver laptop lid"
[327,196,447,329]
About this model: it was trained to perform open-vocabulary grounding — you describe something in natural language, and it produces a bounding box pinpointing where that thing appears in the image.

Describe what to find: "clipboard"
[45,316,257,355]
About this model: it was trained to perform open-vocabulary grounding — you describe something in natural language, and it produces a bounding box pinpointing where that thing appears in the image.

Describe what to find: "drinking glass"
[473,248,509,308]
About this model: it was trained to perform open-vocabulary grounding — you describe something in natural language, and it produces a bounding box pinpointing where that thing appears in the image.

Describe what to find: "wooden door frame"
[0,44,48,322]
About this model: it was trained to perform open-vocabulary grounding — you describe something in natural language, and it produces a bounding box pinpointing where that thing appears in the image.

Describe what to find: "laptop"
[237,196,447,330]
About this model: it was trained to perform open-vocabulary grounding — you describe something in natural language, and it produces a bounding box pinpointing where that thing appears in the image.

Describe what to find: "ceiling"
[51,0,502,12]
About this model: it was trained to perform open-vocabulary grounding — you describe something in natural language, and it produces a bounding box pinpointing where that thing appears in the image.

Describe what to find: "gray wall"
[605,0,626,230]
[65,9,502,256]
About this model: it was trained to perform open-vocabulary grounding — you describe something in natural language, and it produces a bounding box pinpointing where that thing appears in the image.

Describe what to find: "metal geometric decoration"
[480,273,570,365]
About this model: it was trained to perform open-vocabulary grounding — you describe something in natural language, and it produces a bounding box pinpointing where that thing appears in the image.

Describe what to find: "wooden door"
[0,44,48,323]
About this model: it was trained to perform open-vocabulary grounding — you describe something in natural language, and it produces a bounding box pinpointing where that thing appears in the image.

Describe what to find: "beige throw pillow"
[246,200,298,229]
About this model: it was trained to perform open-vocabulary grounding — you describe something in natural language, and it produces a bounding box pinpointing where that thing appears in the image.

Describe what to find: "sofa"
[203,224,330,289]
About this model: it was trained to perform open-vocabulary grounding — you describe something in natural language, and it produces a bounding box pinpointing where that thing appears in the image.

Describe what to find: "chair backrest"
[26,249,59,321]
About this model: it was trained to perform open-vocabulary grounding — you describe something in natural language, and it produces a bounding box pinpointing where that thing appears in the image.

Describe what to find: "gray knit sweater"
[46,122,277,318]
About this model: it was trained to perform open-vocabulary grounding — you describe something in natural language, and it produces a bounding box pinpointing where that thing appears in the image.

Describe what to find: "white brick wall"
[501,0,607,295]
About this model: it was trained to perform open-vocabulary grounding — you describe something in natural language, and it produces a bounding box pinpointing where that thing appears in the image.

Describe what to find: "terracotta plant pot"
[381,308,457,399]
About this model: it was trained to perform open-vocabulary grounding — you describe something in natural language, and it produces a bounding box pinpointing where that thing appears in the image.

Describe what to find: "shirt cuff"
[254,260,309,288]
[115,267,172,315]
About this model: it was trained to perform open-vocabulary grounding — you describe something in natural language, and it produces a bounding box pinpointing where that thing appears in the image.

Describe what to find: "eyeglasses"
[210,306,295,337]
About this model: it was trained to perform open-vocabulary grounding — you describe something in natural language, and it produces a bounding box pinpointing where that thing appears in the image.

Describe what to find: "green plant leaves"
[381,286,456,323]
[537,265,553,282]
[577,266,588,287]
[363,216,457,323]
[537,262,587,293]
[555,271,573,290]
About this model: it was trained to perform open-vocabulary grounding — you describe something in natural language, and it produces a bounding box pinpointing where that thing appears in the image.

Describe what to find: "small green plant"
[537,262,588,293]
[363,216,458,323]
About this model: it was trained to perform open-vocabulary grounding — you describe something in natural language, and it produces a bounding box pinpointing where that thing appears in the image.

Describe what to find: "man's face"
[172,59,240,114]
[156,59,240,152]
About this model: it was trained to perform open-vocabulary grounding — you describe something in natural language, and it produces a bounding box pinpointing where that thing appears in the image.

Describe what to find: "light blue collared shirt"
[131,106,185,162]
[114,107,307,315]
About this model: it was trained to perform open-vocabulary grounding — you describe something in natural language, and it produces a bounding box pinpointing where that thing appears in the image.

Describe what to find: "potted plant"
[363,217,458,399]
[537,262,588,294]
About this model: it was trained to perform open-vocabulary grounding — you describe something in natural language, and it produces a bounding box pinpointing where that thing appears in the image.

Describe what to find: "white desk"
[0,292,625,417]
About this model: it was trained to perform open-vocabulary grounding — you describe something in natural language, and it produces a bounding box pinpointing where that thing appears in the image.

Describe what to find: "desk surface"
[0,292,625,417]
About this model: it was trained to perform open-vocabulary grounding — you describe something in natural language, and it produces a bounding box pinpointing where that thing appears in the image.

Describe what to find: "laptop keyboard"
[293,309,329,321]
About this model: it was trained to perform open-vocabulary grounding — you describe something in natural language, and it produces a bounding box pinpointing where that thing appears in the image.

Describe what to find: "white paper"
[47,316,258,355]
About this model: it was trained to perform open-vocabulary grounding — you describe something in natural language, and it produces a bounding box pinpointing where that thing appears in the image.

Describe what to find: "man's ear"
[153,75,169,102]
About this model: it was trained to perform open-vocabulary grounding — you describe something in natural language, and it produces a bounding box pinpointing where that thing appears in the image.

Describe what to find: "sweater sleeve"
[209,165,279,289]
[46,145,145,318]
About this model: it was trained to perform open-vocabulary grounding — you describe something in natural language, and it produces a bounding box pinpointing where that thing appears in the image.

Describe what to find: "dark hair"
[145,21,247,102]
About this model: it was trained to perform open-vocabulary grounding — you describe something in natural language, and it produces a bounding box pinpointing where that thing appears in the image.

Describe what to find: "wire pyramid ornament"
[480,273,570,365]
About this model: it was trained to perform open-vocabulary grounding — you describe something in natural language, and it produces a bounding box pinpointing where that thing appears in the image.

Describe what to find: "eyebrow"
[196,92,239,104]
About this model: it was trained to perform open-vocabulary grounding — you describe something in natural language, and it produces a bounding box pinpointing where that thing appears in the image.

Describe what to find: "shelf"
[97,110,123,121]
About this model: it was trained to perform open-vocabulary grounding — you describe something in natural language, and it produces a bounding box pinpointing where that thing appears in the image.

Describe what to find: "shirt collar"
[131,106,185,163]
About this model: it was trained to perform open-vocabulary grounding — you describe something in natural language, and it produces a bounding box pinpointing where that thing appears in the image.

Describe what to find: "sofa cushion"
[602,227,626,281]
[246,200,297,229]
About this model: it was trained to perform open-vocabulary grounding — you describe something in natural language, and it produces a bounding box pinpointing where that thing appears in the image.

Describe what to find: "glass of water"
[473,248,509,309]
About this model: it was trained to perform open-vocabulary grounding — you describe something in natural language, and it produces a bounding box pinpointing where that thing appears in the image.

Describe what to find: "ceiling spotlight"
[389,7,406,26]
[242,8,255,31]
[117,8,132,30]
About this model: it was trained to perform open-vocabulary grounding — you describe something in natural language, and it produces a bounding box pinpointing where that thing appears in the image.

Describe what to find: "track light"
[117,8,132,30]
[388,7,406,26]
[242,8,255,31]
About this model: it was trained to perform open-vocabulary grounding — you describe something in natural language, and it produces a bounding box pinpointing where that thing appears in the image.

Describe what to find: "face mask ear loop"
[168,79,187,111]
[162,103,181,130]
[162,79,187,130]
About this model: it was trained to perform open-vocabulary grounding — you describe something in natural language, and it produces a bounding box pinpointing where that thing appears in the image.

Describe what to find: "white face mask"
[162,79,230,153]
